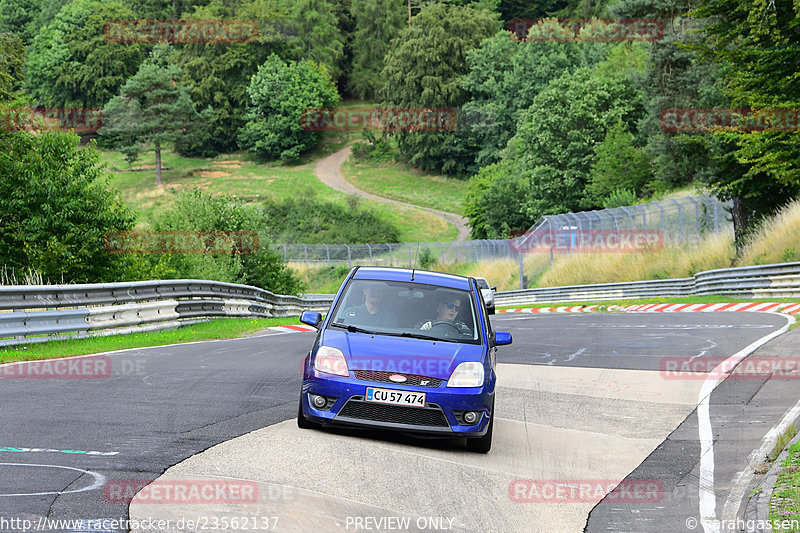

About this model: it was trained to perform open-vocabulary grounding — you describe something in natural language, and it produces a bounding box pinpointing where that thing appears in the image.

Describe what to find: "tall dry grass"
[737,200,800,266]
[534,231,735,287]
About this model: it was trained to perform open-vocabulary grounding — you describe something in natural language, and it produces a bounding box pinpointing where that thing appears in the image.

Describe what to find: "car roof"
[351,267,472,290]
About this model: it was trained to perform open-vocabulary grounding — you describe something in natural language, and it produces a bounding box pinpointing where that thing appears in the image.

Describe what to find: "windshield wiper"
[395,331,445,342]
[330,323,377,335]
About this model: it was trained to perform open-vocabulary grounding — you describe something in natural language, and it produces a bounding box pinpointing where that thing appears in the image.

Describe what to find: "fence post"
[687,196,700,233]
[303,244,308,267]
[324,244,330,267]
[366,243,372,265]
[345,244,352,269]
[637,204,647,230]
[713,197,719,231]
[620,206,634,231]
[387,244,393,266]
[670,199,683,241]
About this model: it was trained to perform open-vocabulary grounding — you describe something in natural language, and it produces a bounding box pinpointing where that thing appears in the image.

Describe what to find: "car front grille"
[354,370,442,388]
[337,397,449,427]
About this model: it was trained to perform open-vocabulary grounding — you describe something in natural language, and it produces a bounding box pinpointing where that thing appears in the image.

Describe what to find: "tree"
[586,120,653,205]
[148,189,304,295]
[0,125,137,283]
[461,31,607,168]
[347,0,405,100]
[0,0,40,44]
[379,3,500,176]
[0,32,25,102]
[463,160,533,238]
[690,0,800,241]
[100,55,213,185]
[610,0,728,190]
[279,0,346,80]
[25,0,143,108]
[169,0,288,155]
[505,67,644,217]
[238,54,339,161]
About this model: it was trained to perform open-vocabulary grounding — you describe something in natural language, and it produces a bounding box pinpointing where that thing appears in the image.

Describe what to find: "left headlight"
[447,361,485,388]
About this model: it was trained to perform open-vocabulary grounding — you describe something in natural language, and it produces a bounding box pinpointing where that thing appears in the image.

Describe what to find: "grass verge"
[0,317,302,363]
[497,295,800,311]
[343,159,467,215]
[769,440,800,531]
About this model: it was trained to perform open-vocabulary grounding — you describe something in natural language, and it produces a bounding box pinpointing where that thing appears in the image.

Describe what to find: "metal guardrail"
[0,279,334,347]
[494,261,800,306]
[3,261,798,347]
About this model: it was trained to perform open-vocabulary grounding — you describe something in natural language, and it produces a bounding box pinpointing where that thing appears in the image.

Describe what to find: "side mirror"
[300,311,322,329]
[491,286,497,292]
[494,331,512,346]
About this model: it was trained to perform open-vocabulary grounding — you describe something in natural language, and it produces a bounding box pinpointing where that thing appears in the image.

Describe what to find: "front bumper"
[301,372,494,437]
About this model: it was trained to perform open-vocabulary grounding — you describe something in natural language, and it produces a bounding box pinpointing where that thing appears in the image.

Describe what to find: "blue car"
[297,266,512,453]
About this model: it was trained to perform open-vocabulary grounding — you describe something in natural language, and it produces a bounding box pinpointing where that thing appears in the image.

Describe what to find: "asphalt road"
[0,312,793,532]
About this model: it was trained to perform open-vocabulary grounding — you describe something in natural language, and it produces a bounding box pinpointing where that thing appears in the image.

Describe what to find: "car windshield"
[329,279,480,343]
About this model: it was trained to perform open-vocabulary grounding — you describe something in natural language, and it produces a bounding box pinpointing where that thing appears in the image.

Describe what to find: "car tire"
[297,394,321,430]
[466,403,494,453]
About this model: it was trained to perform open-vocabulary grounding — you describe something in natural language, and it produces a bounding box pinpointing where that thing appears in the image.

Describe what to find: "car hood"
[320,329,485,380]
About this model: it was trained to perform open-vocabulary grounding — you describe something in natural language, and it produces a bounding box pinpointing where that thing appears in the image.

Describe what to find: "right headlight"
[447,361,485,388]
[314,346,349,377]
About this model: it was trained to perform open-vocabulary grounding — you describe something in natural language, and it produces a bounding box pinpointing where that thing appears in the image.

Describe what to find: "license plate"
[365,387,426,407]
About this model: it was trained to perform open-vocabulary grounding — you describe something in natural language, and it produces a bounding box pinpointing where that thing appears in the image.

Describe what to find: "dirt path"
[314,146,470,241]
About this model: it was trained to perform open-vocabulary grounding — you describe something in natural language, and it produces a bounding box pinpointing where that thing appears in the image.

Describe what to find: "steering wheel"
[428,320,464,337]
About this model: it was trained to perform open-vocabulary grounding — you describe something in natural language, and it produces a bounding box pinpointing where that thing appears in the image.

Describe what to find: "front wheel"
[466,405,494,453]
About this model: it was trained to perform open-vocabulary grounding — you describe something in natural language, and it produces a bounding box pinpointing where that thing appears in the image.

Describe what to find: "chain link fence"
[275,194,732,268]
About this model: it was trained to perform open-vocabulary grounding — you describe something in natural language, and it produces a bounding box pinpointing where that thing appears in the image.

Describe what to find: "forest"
[1,0,798,290]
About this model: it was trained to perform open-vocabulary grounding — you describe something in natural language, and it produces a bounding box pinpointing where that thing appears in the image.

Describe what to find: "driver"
[418,294,471,334]
[341,284,398,328]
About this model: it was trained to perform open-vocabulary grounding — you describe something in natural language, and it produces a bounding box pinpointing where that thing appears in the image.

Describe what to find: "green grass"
[497,295,800,310]
[771,424,799,462]
[343,159,468,215]
[0,317,302,363]
[769,441,800,531]
[100,148,456,242]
